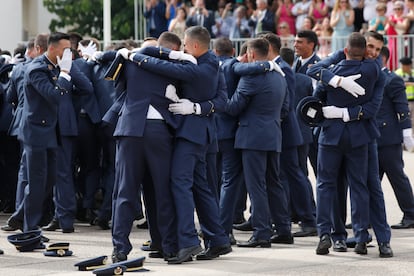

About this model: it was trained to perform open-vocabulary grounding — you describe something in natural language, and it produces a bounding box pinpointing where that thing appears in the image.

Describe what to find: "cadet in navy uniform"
[2,34,49,232]
[377,46,414,230]
[110,33,183,262]
[43,54,94,233]
[311,33,383,256]
[293,30,321,176]
[7,32,73,232]
[263,33,317,238]
[210,38,244,243]
[226,38,287,248]
[0,60,19,215]
[131,26,230,264]
[307,31,393,257]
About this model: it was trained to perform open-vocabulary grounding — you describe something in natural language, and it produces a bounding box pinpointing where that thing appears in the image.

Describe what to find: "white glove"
[168,51,198,65]
[116,48,130,60]
[268,60,285,76]
[91,51,103,61]
[403,128,414,152]
[330,74,365,98]
[322,106,347,119]
[11,53,25,64]
[57,48,72,73]
[78,41,97,60]
[169,98,195,115]
[165,84,179,102]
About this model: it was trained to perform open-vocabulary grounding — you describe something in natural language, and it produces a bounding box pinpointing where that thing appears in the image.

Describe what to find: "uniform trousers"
[378,143,414,220]
[19,144,57,231]
[171,138,228,249]
[112,121,177,255]
[54,137,76,229]
[242,149,289,240]
[317,138,370,243]
[218,139,243,235]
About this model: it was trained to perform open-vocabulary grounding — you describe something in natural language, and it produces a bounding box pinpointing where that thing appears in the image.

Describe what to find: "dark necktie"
[295,59,302,72]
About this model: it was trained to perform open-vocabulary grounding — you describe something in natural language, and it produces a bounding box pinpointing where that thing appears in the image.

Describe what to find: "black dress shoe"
[379,242,393,258]
[333,240,347,252]
[229,233,236,245]
[391,219,414,229]
[0,248,3,254]
[270,234,294,244]
[141,242,159,252]
[86,209,97,226]
[1,224,17,231]
[233,220,253,231]
[149,251,164,258]
[354,242,367,255]
[112,249,127,263]
[316,234,332,255]
[62,227,75,233]
[6,217,23,231]
[167,245,203,264]
[136,220,148,229]
[237,236,271,248]
[196,244,232,260]
[94,218,111,230]
[293,226,317,237]
[42,220,61,232]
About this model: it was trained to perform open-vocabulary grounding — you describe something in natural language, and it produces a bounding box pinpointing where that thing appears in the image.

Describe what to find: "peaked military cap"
[74,255,108,271]
[114,256,147,272]
[93,265,127,276]
[296,96,325,126]
[43,242,73,257]
[399,57,413,65]
[7,230,44,252]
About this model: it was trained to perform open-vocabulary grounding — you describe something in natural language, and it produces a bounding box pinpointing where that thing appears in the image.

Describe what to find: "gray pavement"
[1,152,414,275]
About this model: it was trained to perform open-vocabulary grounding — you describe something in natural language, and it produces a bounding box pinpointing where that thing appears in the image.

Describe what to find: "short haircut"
[213,37,234,56]
[379,46,390,63]
[364,31,384,44]
[296,30,319,50]
[158,32,182,49]
[346,32,367,59]
[260,32,281,54]
[27,38,35,50]
[185,26,210,48]
[280,47,295,66]
[35,33,49,51]
[48,32,70,46]
[247,38,269,60]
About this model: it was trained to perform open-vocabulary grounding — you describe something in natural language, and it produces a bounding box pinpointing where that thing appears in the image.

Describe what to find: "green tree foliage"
[43,0,137,40]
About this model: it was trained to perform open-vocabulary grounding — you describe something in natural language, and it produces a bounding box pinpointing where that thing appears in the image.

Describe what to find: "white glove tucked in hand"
[91,51,103,61]
[403,128,414,152]
[322,106,350,122]
[57,48,72,73]
[165,84,179,102]
[168,51,197,65]
[116,48,130,60]
[78,41,97,60]
[329,74,365,98]
[11,53,25,64]
[169,99,196,115]
[268,61,285,76]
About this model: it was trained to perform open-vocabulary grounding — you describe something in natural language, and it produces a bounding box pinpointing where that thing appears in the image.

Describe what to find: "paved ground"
[1,152,414,275]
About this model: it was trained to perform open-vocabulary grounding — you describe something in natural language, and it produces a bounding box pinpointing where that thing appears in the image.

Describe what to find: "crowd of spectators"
[145,0,414,62]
